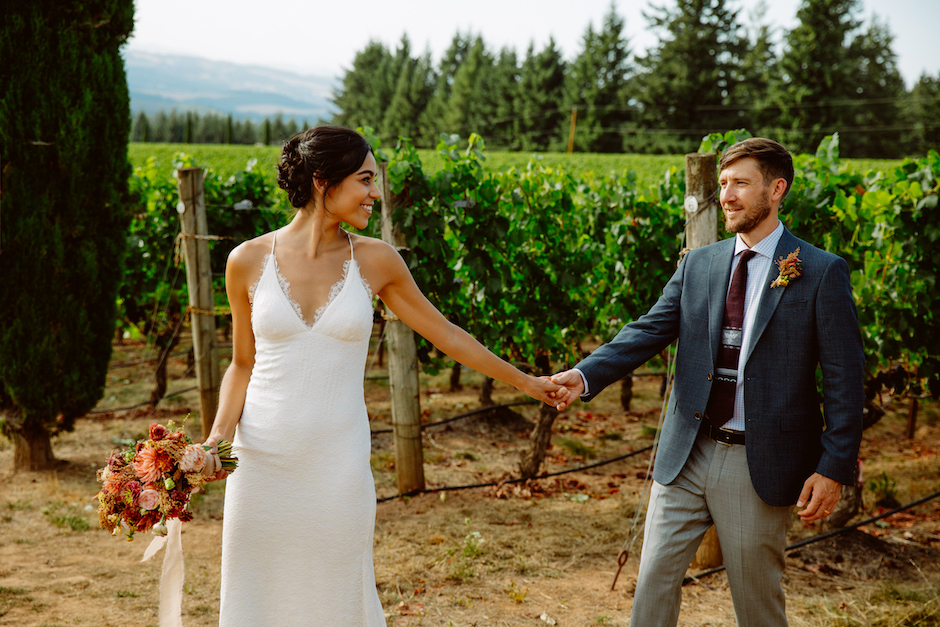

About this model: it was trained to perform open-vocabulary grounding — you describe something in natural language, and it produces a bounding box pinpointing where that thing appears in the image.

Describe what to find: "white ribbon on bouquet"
[141,517,185,626]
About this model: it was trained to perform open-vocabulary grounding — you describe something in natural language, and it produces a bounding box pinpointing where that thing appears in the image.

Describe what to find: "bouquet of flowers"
[96,421,237,540]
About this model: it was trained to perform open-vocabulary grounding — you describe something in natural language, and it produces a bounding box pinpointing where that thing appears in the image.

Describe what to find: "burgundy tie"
[705,250,757,429]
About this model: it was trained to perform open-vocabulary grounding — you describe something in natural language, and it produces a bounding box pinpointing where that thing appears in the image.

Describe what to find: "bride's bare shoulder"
[226,232,275,278]
[350,234,401,265]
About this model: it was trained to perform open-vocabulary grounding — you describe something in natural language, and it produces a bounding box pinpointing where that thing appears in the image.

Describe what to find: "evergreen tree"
[904,72,940,156]
[564,4,634,153]
[382,49,436,145]
[420,33,473,143]
[441,36,492,140]
[132,110,150,142]
[770,0,862,154]
[632,0,748,153]
[226,114,233,145]
[479,47,520,149]
[331,40,393,130]
[238,118,258,144]
[729,1,779,134]
[271,113,290,144]
[166,109,185,142]
[771,0,908,156]
[0,0,134,469]
[151,110,169,142]
[843,18,906,158]
[516,39,566,151]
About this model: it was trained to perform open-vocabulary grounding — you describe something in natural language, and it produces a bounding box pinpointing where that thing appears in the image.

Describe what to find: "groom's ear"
[770,177,787,202]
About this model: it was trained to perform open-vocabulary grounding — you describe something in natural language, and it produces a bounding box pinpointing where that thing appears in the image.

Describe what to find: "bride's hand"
[200,435,229,482]
[520,374,564,409]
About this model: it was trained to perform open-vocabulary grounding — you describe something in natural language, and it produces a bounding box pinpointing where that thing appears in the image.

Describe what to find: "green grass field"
[127,142,904,194]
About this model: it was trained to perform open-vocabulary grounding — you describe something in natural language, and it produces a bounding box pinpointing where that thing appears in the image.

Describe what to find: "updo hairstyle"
[276,125,373,210]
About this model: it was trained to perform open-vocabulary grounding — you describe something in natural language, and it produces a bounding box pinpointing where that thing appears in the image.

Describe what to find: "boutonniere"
[771,247,802,288]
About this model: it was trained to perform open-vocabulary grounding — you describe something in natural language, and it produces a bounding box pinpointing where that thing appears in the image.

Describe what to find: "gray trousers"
[630,430,792,626]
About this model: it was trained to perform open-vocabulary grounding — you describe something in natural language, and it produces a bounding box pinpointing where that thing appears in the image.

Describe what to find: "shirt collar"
[734,220,784,259]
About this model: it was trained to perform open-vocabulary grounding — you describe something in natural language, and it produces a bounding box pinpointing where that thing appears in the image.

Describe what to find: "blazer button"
[694,412,702,420]
[707,373,713,381]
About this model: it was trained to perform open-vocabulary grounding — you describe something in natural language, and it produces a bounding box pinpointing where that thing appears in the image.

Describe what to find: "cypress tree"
[0,0,134,470]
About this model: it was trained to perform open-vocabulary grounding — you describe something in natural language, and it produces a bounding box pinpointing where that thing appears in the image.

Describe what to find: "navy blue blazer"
[577,228,864,506]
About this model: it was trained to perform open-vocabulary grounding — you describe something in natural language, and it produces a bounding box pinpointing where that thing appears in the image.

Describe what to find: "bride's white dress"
[219,232,385,626]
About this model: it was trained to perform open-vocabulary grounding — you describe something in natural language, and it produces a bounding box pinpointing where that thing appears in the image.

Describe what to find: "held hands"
[796,473,842,522]
[520,375,565,408]
[546,369,586,411]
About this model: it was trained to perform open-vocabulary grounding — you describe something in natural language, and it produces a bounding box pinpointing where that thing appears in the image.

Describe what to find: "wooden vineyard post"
[684,152,721,249]
[377,162,425,494]
[176,168,221,439]
[684,152,724,571]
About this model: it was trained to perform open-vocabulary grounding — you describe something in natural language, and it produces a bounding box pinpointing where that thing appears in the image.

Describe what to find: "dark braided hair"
[276,125,373,210]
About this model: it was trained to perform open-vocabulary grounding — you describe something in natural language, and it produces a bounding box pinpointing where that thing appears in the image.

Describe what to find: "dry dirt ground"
[1,338,939,627]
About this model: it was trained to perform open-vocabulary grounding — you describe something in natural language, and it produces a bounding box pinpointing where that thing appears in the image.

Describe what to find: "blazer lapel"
[708,241,736,364]
[742,229,798,365]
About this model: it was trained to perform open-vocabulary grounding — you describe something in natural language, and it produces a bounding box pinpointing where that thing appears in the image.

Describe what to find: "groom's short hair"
[720,138,795,201]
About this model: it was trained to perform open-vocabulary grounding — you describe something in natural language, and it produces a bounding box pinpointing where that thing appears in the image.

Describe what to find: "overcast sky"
[126,0,939,88]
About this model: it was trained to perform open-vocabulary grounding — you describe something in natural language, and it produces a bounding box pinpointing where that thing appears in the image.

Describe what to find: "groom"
[550,138,864,626]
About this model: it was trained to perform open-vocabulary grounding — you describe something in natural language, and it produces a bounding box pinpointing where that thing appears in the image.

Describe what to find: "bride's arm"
[370,242,560,406]
[203,243,257,453]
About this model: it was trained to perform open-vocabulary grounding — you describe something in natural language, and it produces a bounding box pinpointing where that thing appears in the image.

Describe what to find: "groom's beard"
[724,189,772,235]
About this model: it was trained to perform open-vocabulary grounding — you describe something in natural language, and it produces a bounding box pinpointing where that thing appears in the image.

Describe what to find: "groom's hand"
[549,369,585,411]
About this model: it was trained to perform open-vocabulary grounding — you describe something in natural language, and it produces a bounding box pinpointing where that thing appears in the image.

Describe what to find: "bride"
[201,125,559,625]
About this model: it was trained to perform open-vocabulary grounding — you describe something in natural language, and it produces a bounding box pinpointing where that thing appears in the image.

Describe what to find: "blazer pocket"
[778,299,808,312]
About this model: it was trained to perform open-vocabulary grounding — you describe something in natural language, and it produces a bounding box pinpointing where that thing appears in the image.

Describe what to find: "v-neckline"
[268,230,355,331]
[269,254,355,331]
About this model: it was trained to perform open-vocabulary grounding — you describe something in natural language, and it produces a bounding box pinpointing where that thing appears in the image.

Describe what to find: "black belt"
[701,421,745,445]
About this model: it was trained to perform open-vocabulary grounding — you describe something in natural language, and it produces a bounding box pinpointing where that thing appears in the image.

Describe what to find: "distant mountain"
[123,50,337,122]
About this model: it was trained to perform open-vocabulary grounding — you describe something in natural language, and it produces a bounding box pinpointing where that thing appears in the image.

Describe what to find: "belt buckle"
[715,426,734,446]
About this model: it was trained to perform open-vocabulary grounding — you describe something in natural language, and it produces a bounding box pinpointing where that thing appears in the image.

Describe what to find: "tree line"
[331,0,939,158]
[131,110,308,145]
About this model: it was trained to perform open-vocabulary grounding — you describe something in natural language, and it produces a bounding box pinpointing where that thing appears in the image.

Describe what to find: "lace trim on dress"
[247,254,271,305]
[310,260,374,325]
[271,255,312,327]
[249,254,373,329]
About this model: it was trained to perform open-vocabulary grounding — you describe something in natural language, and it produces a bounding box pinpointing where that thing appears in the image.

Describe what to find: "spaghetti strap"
[347,231,354,260]
[271,230,278,254]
